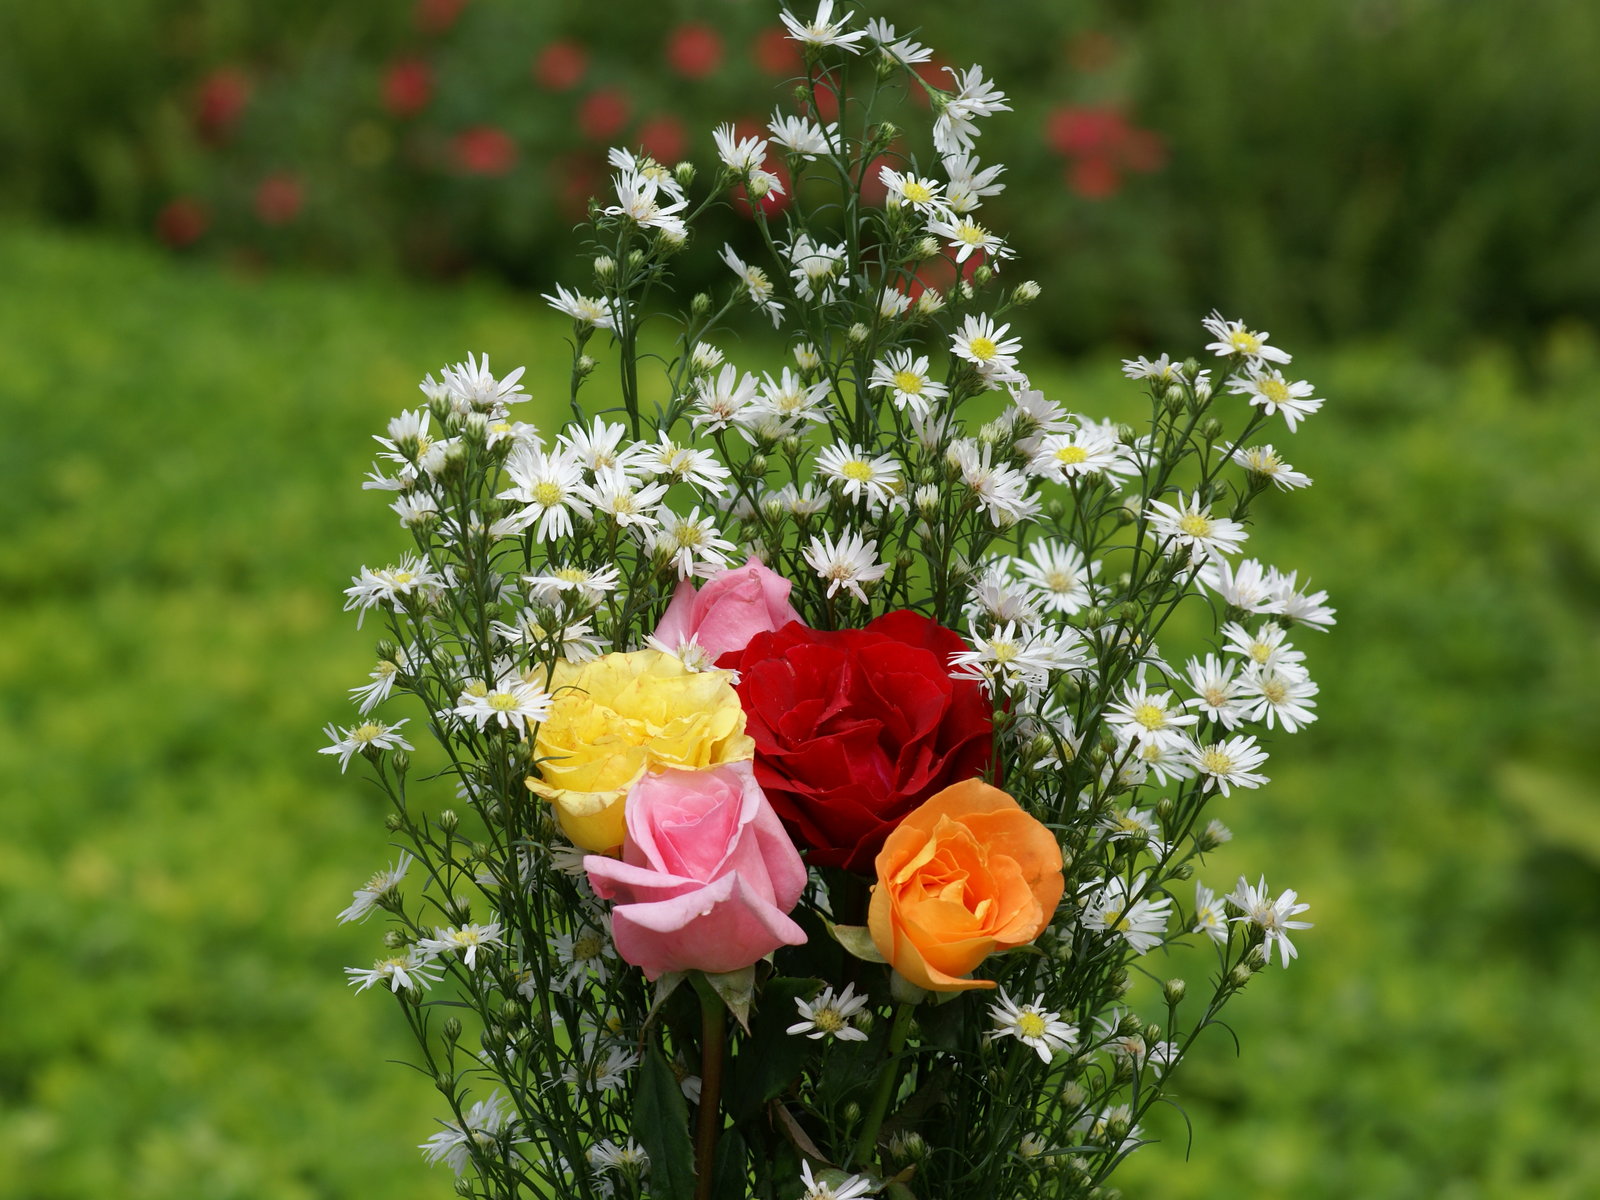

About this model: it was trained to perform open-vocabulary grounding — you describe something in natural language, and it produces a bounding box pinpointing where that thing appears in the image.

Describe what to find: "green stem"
[850,1002,915,1169]
[693,978,728,1200]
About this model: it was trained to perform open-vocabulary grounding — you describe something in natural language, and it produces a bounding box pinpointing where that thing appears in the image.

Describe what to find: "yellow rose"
[525,649,753,851]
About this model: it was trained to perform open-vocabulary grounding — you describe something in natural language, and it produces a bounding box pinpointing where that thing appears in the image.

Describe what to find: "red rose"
[719,610,995,873]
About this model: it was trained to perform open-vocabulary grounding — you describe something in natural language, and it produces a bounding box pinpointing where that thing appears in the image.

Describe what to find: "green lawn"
[1,226,1596,1199]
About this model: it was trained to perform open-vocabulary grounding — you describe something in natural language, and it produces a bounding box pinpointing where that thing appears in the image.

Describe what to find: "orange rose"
[868,779,1064,992]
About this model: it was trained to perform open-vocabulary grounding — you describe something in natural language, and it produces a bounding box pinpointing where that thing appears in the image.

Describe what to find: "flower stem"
[849,1001,915,1169]
[693,978,728,1200]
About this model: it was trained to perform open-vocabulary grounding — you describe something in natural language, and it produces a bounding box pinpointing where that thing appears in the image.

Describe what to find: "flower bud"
[1199,418,1224,443]
[1229,964,1254,988]
[627,249,646,270]
[441,1017,462,1043]
[674,161,696,188]
[1164,978,1187,1006]
[914,235,940,260]
[383,812,403,832]
[847,322,870,344]
[691,292,711,317]
[1154,797,1175,822]
[454,1181,474,1199]
[1199,819,1233,851]
[390,750,410,776]
[1112,968,1132,996]
[435,1072,454,1093]
[1013,280,1041,304]
[575,355,597,379]
[841,1101,862,1124]
[437,809,459,834]
[383,928,407,949]
[748,174,771,199]
[889,1130,926,1162]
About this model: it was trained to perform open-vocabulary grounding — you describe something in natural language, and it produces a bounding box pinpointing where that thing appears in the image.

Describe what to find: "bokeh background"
[2,1,1598,1197]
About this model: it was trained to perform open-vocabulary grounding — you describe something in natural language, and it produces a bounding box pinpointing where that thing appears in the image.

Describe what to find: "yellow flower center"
[1261,678,1289,704]
[902,180,934,204]
[1178,512,1213,538]
[487,691,520,712]
[1259,377,1290,403]
[572,932,604,961]
[392,571,414,585]
[1054,445,1089,465]
[1199,748,1234,774]
[1044,570,1077,593]
[534,481,563,507]
[990,640,1019,664]
[892,369,925,395]
[841,460,875,481]
[1229,330,1263,355]
[968,336,997,361]
[813,1007,847,1034]
[957,221,986,246]
[675,525,705,547]
[1133,703,1167,730]
[1017,1011,1049,1039]
[1103,905,1129,931]
[1249,642,1271,664]
[353,723,384,743]
[556,567,588,584]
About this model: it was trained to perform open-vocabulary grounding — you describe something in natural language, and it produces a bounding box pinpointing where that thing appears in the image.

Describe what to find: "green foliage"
[1,225,1597,1197]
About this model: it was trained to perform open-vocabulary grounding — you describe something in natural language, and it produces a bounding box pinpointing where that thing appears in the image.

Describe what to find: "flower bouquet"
[327,7,1330,1198]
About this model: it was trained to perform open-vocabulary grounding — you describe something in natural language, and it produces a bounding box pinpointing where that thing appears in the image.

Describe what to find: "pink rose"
[583,761,808,979]
[651,558,804,662]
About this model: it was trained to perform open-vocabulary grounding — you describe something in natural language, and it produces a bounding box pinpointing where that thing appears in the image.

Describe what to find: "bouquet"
[326,7,1330,1198]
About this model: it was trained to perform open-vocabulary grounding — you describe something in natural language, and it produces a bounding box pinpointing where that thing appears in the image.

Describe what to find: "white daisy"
[337,853,414,923]
[748,367,832,434]
[343,556,448,627]
[1196,557,1278,613]
[652,507,736,579]
[419,1093,526,1176]
[1012,540,1097,614]
[541,284,615,331]
[712,123,770,173]
[767,110,835,157]
[1080,873,1172,954]
[417,923,506,971]
[941,150,1006,214]
[1028,425,1136,482]
[868,349,948,418]
[788,983,870,1042]
[1227,367,1322,431]
[497,445,590,542]
[318,718,413,773]
[1193,882,1229,945]
[1145,494,1248,561]
[604,171,688,238]
[950,439,1038,527]
[438,353,528,412]
[578,468,668,530]
[453,672,553,739]
[1233,443,1312,489]
[799,1160,876,1200]
[720,245,785,328]
[1183,653,1249,730]
[1264,569,1337,629]
[816,443,902,506]
[1201,311,1293,364]
[787,233,848,302]
[1227,876,1312,967]
[691,363,760,433]
[551,922,618,991]
[349,656,403,715]
[345,948,441,994]
[988,990,1078,1063]
[1187,734,1270,796]
[1238,665,1319,732]
[803,530,888,602]
[1104,676,1199,753]
[587,1138,649,1181]
[1220,620,1307,672]
[949,621,1085,696]
[934,65,1010,155]
[925,211,1012,264]
[523,563,622,606]
[780,1,869,53]
[879,166,946,213]
[951,313,1023,379]
[562,1037,641,1096]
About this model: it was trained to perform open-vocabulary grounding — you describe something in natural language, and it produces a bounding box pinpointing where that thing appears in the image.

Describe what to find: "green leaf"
[826,920,888,964]
[634,1040,697,1200]
[703,964,756,1031]
[723,977,818,1120]
[711,1125,750,1199]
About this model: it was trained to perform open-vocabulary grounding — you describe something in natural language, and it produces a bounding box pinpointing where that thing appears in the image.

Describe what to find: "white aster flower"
[349,656,403,714]
[645,631,722,674]
[438,353,528,412]
[950,621,1084,696]
[788,983,870,1042]
[925,211,1012,264]
[988,989,1078,1063]
[523,563,622,607]
[1220,620,1307,672]
[653,507,736,579]
[964,560,1039,625]
[497,445,590,542]
[419,1092,526,1176]
[607,147,683,199]
[1197,557,1279,614]
[879,166,946,213]
[604,171,688,238]
[865,17,933,65]
[1193,882,1229,944]
[562,1037,641,1095]
[942,150,1006,213]
[1145,494,1248,562]
[712,123,770,173]
[1227,876,1313,967]
[749,367,832,433]
[803,530,888,602]
[453,671,553,739]
[951,313,1023,380]
[337,853,414,923]
[559,417,638,475]
[1264,569,1337,629]
[1029,425,1136,482]
[721,245,786,328]
[1227,367,1323,431]
[418,923,506,970]
[1183,652,1249,730]
[690,341,725,373]
[1013,540,1097,614]
[934,65,1011,155]
[1121,353,1190,383]
[551,921,618,991]
[343,556,447,627]
[1105,676,1199,752]
[781,1,869,53]
[799,1160,876,1200]
[771,480,829,515]
[1238,664,1319,732]
[1132,735,1197,787]
[950,439,1038,527]
[541,284,615,331]
[346,948,441,994]
[868,349,948,418]
[634,438,732,495]
[1080,873,1173,954]
[816,443,902,507]
[787,233,848,303]
[691,363,760,433]
[578,467,668,530]
[491,609,606,662]
[587,1138,649,1182]
[768,110,836,157]
[1233,443,1312,489]
[319,718,413,773]
[1187,734,1270,796]
[1201,310,1293,364]
[1098,806,1168,856]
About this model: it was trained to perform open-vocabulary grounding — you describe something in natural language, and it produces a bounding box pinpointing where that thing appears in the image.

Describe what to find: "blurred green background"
[2,1,1598,1197]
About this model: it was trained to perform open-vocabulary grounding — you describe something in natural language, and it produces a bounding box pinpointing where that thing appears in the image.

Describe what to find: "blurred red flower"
[414,0,469,36]
[578,89,630,142]
[557,154,600,220]
[194,68,251,145]
[255,173,305,225]
[666,24,723,80]
[453,126,517,175]
[1045,104,1166,198]
[638,115,688,164]
[533,41,588,92]
[156,198,209,248]
[754,27,802,77]
[382,59,434,118]
[1068,156,1122,200]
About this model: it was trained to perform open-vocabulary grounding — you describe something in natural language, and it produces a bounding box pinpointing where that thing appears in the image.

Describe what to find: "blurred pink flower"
[453,126,517,175]
[533,40,588,92]
[382,59,434,118]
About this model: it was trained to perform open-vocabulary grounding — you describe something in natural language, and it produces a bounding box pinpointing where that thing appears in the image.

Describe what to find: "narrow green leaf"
[826,920,888,964]
[704,964,756,1031]
[634,1040,697,1200]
